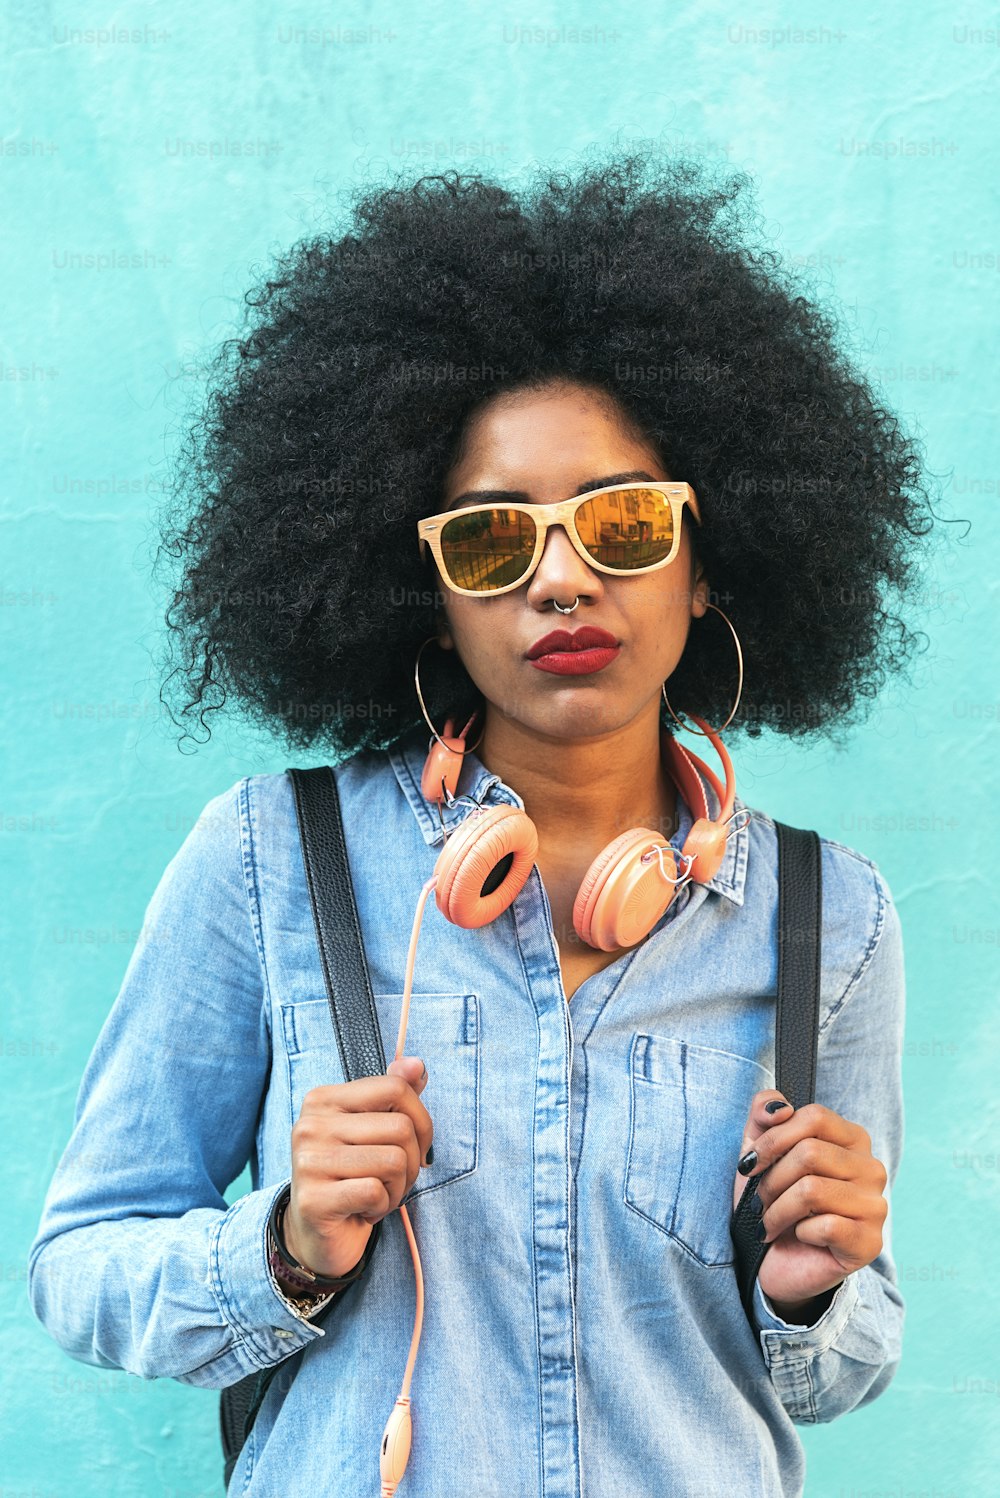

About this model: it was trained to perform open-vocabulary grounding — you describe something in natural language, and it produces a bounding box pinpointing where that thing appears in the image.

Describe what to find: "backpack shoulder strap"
[287,764,387,1079]
[772,821,823,1109]
[221,764,386,1489]
[730,820,822,1318]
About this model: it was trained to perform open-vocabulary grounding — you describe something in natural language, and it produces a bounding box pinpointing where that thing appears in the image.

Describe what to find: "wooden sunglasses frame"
[416,481,702,597]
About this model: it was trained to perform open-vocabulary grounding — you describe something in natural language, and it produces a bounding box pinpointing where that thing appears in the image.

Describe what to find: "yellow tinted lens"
[575,488,676,570]
[439,508,537,592]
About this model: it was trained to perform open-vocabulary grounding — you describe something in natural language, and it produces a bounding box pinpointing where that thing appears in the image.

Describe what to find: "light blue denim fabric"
[27,723,906,1496]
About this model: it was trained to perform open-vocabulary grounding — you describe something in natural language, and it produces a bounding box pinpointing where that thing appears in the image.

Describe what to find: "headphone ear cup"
[682,818,728,883]
[573,827,679,952]
[433,805,539,929]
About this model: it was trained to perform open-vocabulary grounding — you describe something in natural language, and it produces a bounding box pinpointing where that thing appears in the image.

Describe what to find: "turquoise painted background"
[3,2,995,1493]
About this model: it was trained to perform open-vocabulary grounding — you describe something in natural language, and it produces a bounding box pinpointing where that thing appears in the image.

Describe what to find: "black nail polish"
[750,1188,764,1216]
[737,1149,757,1175]
[426,1144,434,1166]
[755,1219,768,1241]
[765,1099,791,1115]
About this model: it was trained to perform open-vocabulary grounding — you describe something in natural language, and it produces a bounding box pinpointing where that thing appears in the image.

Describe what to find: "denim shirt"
[27,724,906,1497]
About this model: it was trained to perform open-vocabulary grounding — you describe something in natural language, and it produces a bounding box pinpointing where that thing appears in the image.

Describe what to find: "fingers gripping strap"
[288,766,388,1079]
[729,822,822,1318]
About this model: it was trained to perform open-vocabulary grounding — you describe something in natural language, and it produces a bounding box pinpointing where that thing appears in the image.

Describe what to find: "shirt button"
[274,1328,294,1338]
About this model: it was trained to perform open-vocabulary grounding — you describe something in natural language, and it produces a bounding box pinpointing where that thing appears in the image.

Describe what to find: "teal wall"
[3,3,994,1493]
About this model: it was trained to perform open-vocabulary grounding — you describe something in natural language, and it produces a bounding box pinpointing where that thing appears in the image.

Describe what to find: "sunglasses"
[417,481,701,598]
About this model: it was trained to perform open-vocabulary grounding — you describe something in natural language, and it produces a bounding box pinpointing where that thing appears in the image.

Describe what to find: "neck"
[474,702,678,854]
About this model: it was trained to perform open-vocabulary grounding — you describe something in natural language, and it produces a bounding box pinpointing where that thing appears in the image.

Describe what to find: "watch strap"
[268,1183,382,1291]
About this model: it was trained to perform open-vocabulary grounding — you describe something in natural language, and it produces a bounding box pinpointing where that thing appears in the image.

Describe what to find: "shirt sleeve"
[749,864,906,1424]
[26,777,341,1388]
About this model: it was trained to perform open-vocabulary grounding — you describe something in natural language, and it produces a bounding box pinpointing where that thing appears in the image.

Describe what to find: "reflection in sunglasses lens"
[576,489,675,570]
[439,508,535,591]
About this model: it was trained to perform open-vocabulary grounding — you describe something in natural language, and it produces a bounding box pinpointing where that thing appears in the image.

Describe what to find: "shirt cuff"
[210,1177,336,1367]
[752,1273,859,1360]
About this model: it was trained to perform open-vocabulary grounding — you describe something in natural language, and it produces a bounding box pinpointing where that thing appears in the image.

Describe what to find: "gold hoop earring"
[662,602,744,736]
[414,635,486,755]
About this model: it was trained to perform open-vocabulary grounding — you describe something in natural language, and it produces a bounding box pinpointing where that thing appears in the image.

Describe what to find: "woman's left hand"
[732,1090,889,1317]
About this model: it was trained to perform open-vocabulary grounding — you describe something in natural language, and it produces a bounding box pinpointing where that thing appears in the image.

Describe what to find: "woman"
[28,152,933,1496]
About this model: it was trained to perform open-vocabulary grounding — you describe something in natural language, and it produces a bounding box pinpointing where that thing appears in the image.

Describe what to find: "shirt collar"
[387,723,749,907]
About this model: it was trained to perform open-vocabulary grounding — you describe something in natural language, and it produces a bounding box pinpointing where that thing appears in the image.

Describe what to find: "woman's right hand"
[282,1056,433,1280]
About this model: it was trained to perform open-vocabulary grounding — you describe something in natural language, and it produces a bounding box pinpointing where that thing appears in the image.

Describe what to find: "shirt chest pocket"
[281,992,480,1197]
[624,1032,773,1267]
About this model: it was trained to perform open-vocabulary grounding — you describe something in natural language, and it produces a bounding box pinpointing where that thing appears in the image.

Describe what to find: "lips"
[526,626,619,660]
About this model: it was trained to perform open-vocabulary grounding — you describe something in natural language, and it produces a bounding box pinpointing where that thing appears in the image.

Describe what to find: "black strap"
[289,765,388,1080]
[729,820,822,1319]
[220,766,385,1490]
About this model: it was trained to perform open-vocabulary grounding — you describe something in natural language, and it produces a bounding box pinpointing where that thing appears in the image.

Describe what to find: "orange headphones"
[378,711,745,1493]
[420,708,738,948]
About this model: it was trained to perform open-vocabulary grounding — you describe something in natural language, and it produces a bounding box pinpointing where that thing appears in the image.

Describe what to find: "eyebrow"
[442,470,661,511]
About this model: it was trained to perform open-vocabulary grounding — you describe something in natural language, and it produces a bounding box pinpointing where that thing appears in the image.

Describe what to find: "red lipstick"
[526,626,621,676]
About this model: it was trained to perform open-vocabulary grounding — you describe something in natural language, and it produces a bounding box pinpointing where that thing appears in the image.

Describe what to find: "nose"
[524,520,601,607]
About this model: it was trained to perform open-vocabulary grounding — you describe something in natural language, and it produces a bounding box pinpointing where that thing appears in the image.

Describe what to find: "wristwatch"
[267,1185,381,1298]
[267,1247,335,1315]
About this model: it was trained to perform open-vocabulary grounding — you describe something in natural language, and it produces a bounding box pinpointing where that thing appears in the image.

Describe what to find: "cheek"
[615,580,678,634]
[656,570,697,614]
[447,603,516,671]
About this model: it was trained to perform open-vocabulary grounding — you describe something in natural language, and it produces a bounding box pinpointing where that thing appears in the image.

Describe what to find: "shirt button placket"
[510,860,583,1498]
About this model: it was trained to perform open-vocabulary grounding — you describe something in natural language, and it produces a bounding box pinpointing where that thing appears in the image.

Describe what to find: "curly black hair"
[153,146,943,760]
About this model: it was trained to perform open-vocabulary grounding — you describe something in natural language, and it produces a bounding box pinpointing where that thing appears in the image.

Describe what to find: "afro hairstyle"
[153,146,940,761]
